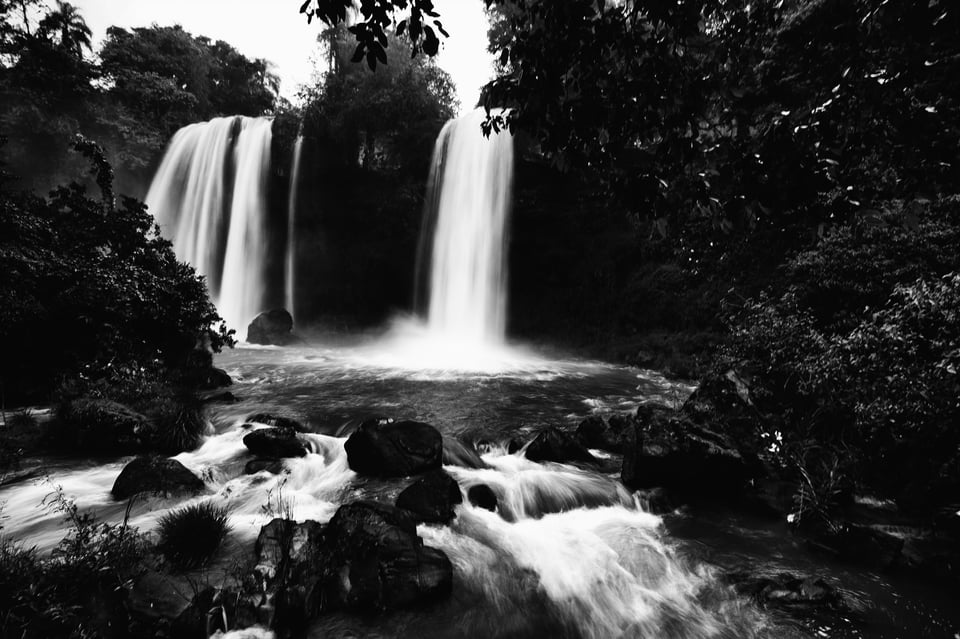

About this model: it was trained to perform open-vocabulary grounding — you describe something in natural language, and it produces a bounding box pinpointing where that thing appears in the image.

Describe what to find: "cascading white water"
[146,116,273,334]
[422,108,514,346]
[285,135,304,320]
[219,118,273,333]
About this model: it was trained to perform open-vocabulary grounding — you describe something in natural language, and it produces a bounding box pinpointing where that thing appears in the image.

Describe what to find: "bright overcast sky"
[73,0,495,112]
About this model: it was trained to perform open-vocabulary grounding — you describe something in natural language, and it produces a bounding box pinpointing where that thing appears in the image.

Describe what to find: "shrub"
[0,487,152,638]
[781,200,960,330]
[0,138,234,405]
[145,391,208,455]
[725,270,960,517]
[157,502,230,571]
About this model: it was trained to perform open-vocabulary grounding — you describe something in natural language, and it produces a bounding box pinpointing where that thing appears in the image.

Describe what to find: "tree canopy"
[300,23,457,172]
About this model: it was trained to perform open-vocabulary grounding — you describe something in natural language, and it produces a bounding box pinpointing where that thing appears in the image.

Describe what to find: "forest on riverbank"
[1,0,959,637]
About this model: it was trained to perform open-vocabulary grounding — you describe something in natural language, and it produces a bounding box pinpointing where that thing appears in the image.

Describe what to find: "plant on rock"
[157,502,231,571]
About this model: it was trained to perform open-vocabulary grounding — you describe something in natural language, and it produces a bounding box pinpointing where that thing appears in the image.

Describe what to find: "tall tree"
[37,1,91,59]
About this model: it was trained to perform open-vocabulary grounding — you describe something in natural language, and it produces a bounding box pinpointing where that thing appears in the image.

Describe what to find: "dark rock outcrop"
[247,309,296,345]
[525,427,597,465]
[112,456,205,500]
[467,484,498,512]
[574,414,634,453]
[322,501,453,610]
[621,407,752,494]
[202,391,238,404]
[243,427,307,458]
[59,398,153,455]
[251,518,327,636]
[396,469,463,524]
[182,365,233,390]
[344,418,443,477]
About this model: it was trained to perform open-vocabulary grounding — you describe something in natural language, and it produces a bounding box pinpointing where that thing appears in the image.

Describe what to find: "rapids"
[2,341,956,638]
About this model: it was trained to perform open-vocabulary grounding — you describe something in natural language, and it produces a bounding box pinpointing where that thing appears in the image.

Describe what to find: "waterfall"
[420,108,514,346]
[285,134,304,320]
[146,116,273,334]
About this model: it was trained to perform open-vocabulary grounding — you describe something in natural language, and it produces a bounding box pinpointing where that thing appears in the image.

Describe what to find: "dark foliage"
[0,138,233,404]
[299,0,448,69]
[157,501,231,572]
[0,3,278,193]
[0,487,151,638]
[724,224,960,519]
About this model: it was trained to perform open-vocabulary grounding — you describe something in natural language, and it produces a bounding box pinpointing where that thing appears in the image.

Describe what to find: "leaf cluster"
[299,0,448,70]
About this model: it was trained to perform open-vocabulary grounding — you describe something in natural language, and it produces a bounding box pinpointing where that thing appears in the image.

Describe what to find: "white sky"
[73,0,495,112]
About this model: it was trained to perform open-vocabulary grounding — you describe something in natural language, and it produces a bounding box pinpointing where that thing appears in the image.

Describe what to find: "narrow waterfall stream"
[422,108,513,346]
[286,134,304,320]
[146,116,274,333]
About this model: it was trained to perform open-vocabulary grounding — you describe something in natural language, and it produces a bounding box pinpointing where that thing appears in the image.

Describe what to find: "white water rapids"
[0,343,771,639]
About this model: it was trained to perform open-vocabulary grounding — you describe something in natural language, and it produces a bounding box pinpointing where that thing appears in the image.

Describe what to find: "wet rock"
[245,459,287,475]
[574,416,609,449]
[247,309,296,346]
[507,438,524,454]
[396,469,463,524]
[467,484,498,512]
[202,391,238,404]
[243,427,307,458]
[182,365,233,390]
[322,501,453,610]
[204,367,233,389]
[726,572,843,614]
[344,418,442,477]
[636,487,674,515]
[442,437,488,469]
[246,413,309,432]
[621,408,752,495]
[575,414,633,452]
[252,518,327,636]
[58,398,153,455]
[112,455,205,500]
[525,427,597,465]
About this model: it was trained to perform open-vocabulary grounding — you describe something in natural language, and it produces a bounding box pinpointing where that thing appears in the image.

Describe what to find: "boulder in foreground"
[112,455,205,500]
[322,501,453,610]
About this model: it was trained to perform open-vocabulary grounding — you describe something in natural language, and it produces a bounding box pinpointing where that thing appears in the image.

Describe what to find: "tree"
[36,1,91,60]
[303,23,457,171]
[0,137,233,404]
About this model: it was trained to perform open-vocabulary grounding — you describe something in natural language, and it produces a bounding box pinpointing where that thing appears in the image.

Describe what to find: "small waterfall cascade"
[420,108,514,347]
[146,116,273,334]
[285,134,304,320]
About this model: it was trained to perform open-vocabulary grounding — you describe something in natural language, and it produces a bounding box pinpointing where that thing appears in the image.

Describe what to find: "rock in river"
[247,308,296,345]
[396,469,463,524]
[243,427,307,458]
[344,417,443,477]
[112,455,205,500]
[525,427,597,465]
[322,501,453,610]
